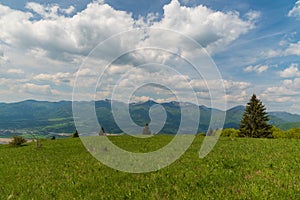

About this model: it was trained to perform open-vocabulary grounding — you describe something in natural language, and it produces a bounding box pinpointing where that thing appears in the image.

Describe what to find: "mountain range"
[0,100,300,134]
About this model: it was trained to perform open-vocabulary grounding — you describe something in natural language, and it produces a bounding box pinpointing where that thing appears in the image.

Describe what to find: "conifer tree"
[72,130,79,138]
[239,94,272,138]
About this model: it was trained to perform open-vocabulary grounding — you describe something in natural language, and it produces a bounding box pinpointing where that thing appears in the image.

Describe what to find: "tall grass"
[0,135,299,199]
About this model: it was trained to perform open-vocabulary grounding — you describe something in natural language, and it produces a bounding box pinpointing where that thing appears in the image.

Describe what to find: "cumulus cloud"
[285,41,300,56]
[61,6,76,15]
[34,72,72,85]
[263,49,282,58]
[0,0,255,63]
[263,42,300,58]
[244,65,269,74]
[151,0,255,53]
[288,0,300,19]
[261,82,300,104]
[25,2,75,18]
[223,80,251,90]
[0,1,136,61]
[260,70,300,109]
[245,10,261,22]
[279,63,300,78]
[225,90,248,103]
[19,83,52,95]
[190,79,251,92]
[0,0,257,107]
[282,77,300,88]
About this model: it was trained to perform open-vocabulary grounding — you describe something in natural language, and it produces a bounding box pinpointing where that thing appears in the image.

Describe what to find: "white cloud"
[288,0,300,19]
[151,0,255,53]
[130,95,151,102]
[25,2,75,19]
[244,65,269,74]
[263,49,282,58]
[34,72,72,85]
[260,77,300,108]
[61,6,76,15]
[262,40,300,58]
[76,68,97,76]
[260,88,299,106]
[223,80,251,90]
[7,68,24,74]
[225,90,248,103]
[0,1,136,62]
[285,41,300,56]
[190,79,251,91]
[0,78,11,86]
[0,1,257,109]
[245,10,261,22]
[282,77,300,88]
[19,83,52,95]
[279,63,300,78]
[0,0,255,63]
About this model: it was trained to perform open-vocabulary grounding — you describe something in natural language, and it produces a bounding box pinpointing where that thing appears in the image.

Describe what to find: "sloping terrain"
[0,100,300,133]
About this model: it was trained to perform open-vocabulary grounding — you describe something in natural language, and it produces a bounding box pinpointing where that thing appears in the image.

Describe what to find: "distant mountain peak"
[0,100,300,133]
[227,105,245,112]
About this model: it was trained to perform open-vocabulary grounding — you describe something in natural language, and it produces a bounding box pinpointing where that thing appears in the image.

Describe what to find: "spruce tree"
[72,130,79,138]
[239,94,272,138]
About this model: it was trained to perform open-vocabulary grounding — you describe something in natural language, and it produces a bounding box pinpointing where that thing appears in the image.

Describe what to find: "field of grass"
[0,135,299,199]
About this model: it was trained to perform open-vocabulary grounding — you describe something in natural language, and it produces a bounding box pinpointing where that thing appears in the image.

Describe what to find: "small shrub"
[9,135,27,147]
[221,128,239,138]
[271,126,285,138]
[197,132,206,136]
[72,130,79,138]
[284,128,300,139]
[272,127,300,139]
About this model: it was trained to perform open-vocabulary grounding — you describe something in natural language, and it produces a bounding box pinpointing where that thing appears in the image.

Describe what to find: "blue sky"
[0,0,300,113]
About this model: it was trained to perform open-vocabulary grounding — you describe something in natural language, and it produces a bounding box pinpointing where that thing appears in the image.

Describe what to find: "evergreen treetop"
[239,94,272,138]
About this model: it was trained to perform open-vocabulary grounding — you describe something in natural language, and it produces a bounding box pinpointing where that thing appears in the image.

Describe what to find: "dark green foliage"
[9,135,27,147]
[284,128,300,138]
[239,94,272,138]
[221,128,240,137]
[72,130,79,138]
[272,127,300,139]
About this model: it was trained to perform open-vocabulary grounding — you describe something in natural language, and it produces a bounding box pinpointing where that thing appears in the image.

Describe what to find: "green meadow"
[0,135,299,199]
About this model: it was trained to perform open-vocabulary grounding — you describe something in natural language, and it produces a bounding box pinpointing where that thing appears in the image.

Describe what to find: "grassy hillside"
[277,122,300,130]
[0,135,299,199]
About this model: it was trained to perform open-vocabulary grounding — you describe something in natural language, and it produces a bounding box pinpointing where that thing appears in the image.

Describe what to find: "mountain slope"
[0,100,300,133]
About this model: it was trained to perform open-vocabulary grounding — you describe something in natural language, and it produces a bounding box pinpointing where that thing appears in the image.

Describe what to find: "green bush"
[221,128,239,138]
[284,128,300,139]
[72,130,79,138]
[272,127,300,139]
[271,126,285,138]
[9,135,27,147]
